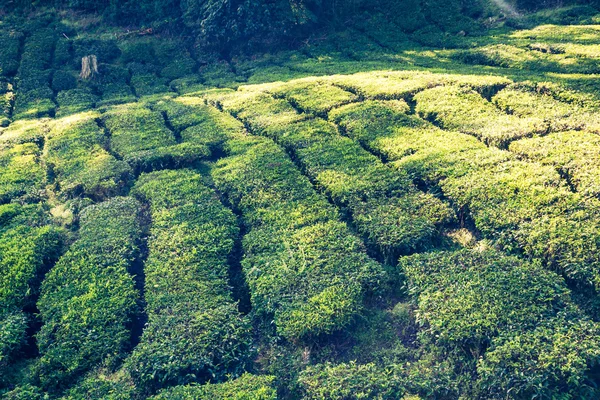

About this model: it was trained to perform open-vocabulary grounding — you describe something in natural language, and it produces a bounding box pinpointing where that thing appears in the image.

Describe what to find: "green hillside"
[3,2,600,399]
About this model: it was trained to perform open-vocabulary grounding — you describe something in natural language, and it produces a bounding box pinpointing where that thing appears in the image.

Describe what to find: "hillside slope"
[3,5,600,400]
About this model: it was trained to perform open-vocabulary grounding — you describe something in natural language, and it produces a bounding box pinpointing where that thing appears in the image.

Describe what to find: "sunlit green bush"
[213,135,385,339]
[150,374,277,400]
[36,197,143,391]
[0,143,46,203]
[126,169,251,394]
[45,112,132,200]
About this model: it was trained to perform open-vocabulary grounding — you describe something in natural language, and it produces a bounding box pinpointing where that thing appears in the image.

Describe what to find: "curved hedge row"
[0,141,45,204]
[330,98,600,293]
[36,197,144,391]
[126,169,251,394]
[150,373,276,400]
[101,103,210,174]
[401,249,600,398]
[45,112,132,200]
[414,85,547,148]
[0,203,64,386]
[211,87,454,263]
[212,131,385,339]
[13,28,57,120]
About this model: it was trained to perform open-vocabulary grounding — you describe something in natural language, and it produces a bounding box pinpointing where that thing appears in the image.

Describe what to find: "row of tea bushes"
[35,197,144,391]
[212,87,454,263]
[267,79,359,116]
[211,129,386,340]
[0,28,22,126]
[330,100,600,293]
[153,97,246,152]
[0,203,64,387]
[101,103,210,174]
[150,373,276,400]
[0,80,14,127]
[0,141,46,204]
[13,28,57,120]
[0,119,47,147]
[326,71,510,102]
[414,84,548,148]
[491,83,600,132]
[510,130,600,198]
[402,249,600,398]
[44,112,132,200]
[126,169,252,394]
[0,29,22,78]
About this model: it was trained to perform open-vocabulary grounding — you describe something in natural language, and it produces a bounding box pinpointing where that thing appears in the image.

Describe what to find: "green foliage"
[101,103,210,172]
[13,29,57,120]
[36,197,143,391]
[59,370,135,400]
[0,143,46,203]
[414,84,545,148]
[0,119,46,147]
[220,87,454,263]
[126,170,251,394]
[1,384,46,400]
[55,89,98,117]
[477,319,600,399]
[0,310,29,379]
[510,130,600,197]
[51,71,77,92]
[402,249,600,398]
[0,29,23,77]
[299,362,406,400]
[0,204,64,387]
[45,112,132,200]
[212,135,386,339]
[155,97,246,151]
[150,374,277,400]
[268,79,358,116]
[330,97,600,292]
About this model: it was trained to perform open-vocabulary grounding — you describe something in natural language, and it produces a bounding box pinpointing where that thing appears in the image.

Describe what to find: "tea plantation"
[4,2,600,399]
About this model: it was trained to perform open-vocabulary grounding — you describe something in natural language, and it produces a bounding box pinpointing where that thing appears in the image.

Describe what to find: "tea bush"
[220,88,455,262]
[401,249,600,398]
[212,134,386,339]
[44,112,132,200]
[126,169,252,394]
[414,84,547,148]
[150,374,277,400]
[0,143,46,203]
[36,197,143,390]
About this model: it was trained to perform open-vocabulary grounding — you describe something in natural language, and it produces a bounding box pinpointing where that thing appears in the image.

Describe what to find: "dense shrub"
[150,374,277,400]
[299,362,407,400]
[0,119,48,146]
[0,29,23,77]
[51,71,77,92]
[329,95,600,293]
[0,204,64,386]
[45,112,132,200]
[126,169,251,394]
[55,89,98,117]
[414,84,545,148]
[212,133,386,339]
[59,370,135,400]
[215,84,454,263]
[36,197,143,391]
[13,29,57,120]
[401,249,600,398]
[0,142,46,203]
[101,103,210,172]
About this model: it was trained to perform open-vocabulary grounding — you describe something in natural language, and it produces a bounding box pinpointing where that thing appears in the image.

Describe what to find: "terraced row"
[204,87,455,265]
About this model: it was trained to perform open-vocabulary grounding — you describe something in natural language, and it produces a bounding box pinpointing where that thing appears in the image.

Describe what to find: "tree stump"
[80,55,98,80]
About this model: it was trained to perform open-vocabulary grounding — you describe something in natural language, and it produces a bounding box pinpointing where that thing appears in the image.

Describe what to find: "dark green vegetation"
[5,2,600,399]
